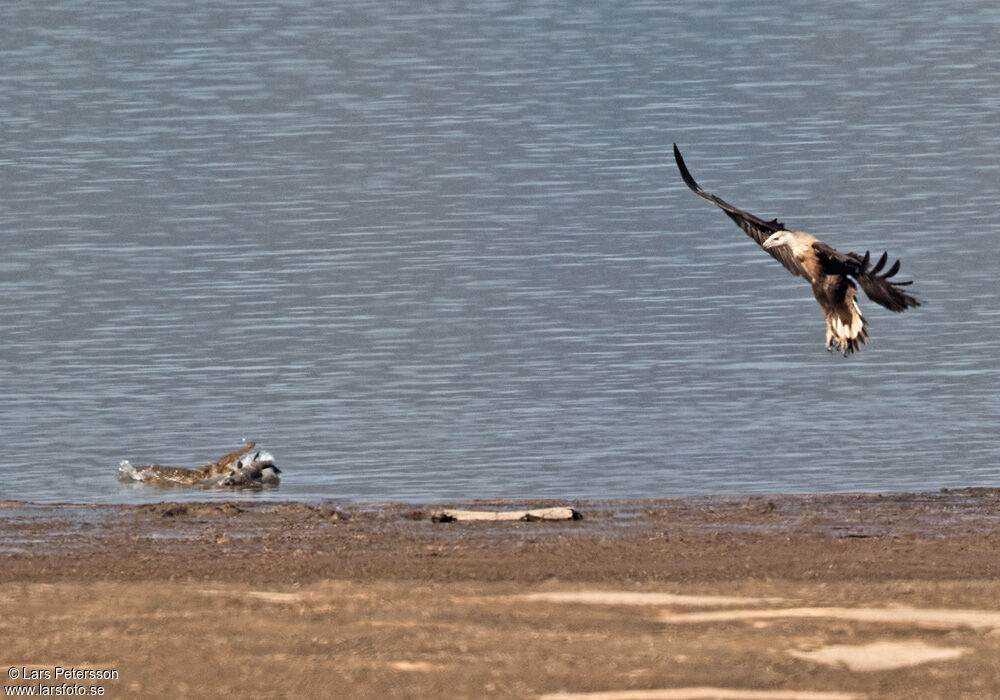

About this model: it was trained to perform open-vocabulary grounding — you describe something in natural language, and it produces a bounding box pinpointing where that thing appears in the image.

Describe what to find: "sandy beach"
[3,490,1000,698]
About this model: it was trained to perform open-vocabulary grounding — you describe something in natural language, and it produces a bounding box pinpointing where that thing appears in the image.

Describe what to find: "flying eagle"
[673,144,919,355]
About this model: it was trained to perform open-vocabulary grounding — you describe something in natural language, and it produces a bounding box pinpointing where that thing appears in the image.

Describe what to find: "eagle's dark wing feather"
[673,144,806,278]
[812,243,920,312]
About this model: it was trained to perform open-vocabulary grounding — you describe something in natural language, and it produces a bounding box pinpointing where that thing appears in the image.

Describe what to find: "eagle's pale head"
[762,230,796,250]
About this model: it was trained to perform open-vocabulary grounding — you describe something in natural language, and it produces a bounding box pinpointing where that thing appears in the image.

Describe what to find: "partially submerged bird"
[673,144,919,355]
[117,442,280,488]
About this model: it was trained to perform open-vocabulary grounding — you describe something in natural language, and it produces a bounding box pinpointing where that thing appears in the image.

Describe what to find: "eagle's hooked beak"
[762,232,782,250]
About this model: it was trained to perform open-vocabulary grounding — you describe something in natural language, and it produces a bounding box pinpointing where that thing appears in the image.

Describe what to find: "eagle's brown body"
[673,144,919,355]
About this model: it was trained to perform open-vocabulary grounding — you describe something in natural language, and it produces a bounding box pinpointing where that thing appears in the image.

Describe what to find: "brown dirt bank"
[3,490,1000,699]
[2,489,1000,584]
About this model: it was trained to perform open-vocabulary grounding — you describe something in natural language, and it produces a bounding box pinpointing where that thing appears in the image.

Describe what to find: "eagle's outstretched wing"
[673,144,806,278]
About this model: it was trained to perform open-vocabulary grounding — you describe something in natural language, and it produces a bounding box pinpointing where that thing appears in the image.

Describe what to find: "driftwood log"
[431,507,581,523]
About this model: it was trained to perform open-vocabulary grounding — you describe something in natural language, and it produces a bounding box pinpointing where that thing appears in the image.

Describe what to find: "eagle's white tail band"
[826,299,867,355]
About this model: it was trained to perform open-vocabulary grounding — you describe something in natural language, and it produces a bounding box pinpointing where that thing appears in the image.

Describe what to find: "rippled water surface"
[2,0,999,504]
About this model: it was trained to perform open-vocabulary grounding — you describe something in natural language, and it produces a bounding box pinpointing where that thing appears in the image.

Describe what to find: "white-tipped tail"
[825,296,868,356]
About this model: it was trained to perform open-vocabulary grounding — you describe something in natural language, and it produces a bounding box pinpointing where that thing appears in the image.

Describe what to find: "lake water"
[2,0,999,504]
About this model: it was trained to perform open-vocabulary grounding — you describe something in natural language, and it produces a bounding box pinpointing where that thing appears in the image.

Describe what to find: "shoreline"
[5,489,1000,698]
[4,488,1000,584]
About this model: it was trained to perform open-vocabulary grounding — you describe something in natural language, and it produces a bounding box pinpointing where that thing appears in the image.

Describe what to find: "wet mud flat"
[2,490,1000,698]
